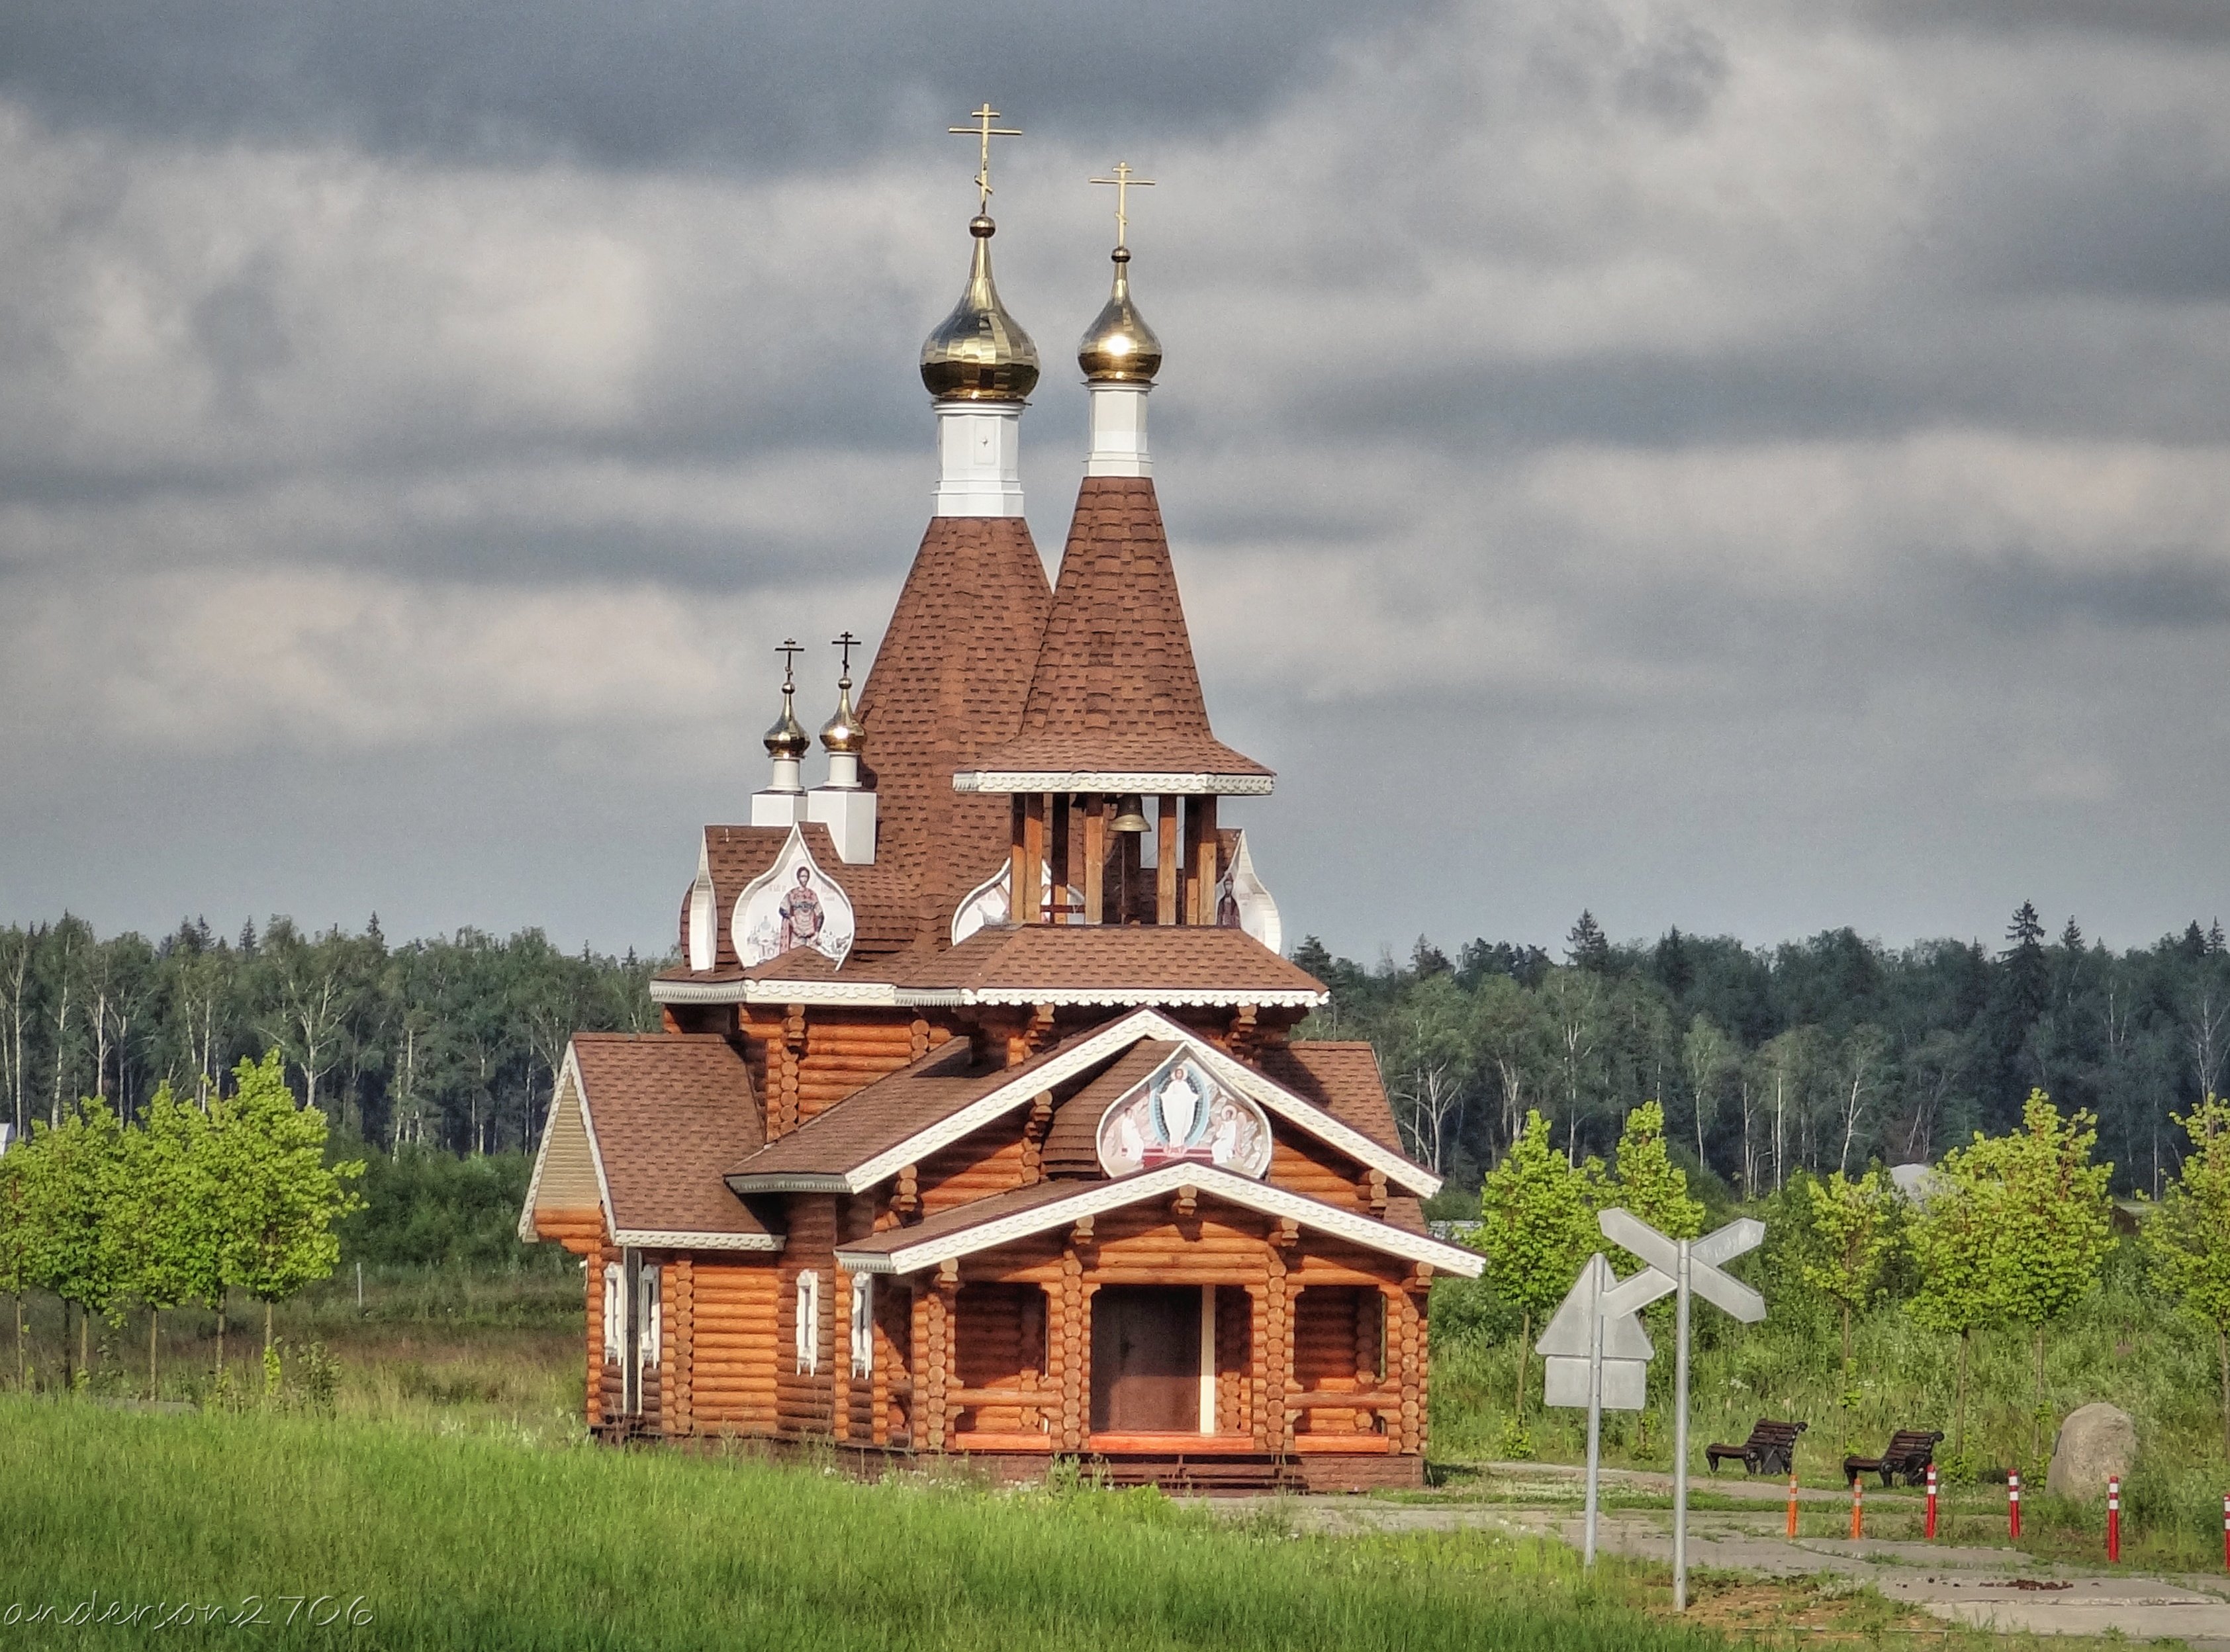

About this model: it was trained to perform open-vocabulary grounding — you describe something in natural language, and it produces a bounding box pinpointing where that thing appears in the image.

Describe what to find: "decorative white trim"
[611,1228,786,1252]
[650,978,1324,1011]
[834,1162,1483,1278]
[727,1007,1434,1199]
[1085,380,1152,479]
[688,835,718,971]
[795,1270,822,1375]
[518,1042,621,1244]
[951,771,1275,796]
[849,1275,874,1379]
[1220,830,1282,956]
[723,1172,855,1194]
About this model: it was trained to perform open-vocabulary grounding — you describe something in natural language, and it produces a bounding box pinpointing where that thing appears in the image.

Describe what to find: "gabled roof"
[1041,1040,1176,1176]
[649,923,1328,1010]
[833,1162,1481,1278]
[854,514,1052,927]
[1256,1042,1407,1162]
[956,477,1271,792]
[723,1007,1437,1198]
[520,1034,780,1251]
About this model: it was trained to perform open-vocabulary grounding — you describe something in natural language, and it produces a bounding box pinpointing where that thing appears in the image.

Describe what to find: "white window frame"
[795,1270,821,1375]
[601,1262,623,1364]
[849,1275,874,1379]
[637,1265,662,1375]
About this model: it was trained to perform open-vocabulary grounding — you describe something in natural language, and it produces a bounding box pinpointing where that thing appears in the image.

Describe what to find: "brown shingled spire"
[976,477,1269,779]
[855,516,1053,927]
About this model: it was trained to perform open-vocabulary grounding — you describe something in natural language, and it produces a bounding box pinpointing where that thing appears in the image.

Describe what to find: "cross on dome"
[949,104,1021,214]
[1090,161,1154,250]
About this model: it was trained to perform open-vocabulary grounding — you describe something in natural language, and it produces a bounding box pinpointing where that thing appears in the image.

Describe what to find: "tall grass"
[0,1399,1717,1652]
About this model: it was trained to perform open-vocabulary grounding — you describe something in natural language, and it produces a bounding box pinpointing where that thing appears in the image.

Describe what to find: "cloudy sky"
[3,0,2227,963]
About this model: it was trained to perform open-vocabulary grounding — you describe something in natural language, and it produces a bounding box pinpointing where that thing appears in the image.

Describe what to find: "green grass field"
[0,1397,1727,1652]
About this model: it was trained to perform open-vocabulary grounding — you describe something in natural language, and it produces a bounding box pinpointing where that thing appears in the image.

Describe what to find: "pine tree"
[1566,911,1611,974]
[2144,1095,2230,1460]
[2059,917,2083,952]
[1475,1110,1594,1420]
[2003,901,2049,1025]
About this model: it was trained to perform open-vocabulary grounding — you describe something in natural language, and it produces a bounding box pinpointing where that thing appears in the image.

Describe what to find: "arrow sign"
[1599,1209,1766,1323]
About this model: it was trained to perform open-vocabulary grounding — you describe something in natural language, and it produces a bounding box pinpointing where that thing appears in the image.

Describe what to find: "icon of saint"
[778,866,824,954]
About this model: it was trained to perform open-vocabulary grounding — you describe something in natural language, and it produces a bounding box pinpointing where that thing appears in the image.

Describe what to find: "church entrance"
[1090,1287,1201,1434]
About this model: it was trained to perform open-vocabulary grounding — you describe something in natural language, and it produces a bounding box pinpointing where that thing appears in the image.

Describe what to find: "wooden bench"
[1843,1428,1945,1487]
[1704,1418,1807,1476]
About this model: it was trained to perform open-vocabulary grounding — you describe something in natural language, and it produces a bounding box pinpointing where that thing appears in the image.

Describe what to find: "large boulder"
[2046,1402,2137,1500]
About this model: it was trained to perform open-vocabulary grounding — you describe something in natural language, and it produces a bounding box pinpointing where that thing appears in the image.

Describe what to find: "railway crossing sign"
[1536,1253,1653,1410]
[1591,1208,1767,1612]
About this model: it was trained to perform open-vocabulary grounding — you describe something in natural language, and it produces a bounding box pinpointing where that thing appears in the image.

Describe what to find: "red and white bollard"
[1925,1463,1939,1539]
[2221,1492,2227,1571]
[1787,1471,1800,1538]
[2107,1475,2121,1563]
[1850,1476,1865,1539]
[2009,1470,2022,1540]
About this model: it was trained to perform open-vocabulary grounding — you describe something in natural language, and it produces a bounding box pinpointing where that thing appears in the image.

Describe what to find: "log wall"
[688,1258,780,1435]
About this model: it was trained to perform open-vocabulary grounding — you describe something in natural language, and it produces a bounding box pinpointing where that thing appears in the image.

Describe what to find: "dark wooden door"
[1091,1287,1199,1433]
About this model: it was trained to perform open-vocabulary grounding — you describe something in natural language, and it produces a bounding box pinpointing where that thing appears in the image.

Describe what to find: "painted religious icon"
[733,828,855,966]
[1096,1051,1273,1179]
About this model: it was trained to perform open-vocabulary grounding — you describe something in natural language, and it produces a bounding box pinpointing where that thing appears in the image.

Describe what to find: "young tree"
[0,1148,28,1387]
[116,1081,217,1399]
[1991,1089,2114,1463]
[210,1052,364,1358]
[15,1097,128,1385]
[1907,1146,2002,1459]
[1800,1168,1900,1447]
[1599,1100,1702,1271]
[2144,1095,2230,1459]
[1475,1109,1595,1419]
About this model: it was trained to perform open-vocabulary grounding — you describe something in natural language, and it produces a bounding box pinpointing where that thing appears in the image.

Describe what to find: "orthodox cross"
[831,630,860,680]
[1090,161,1154,250]
[774,637,802,688]
[949,104,1021,212]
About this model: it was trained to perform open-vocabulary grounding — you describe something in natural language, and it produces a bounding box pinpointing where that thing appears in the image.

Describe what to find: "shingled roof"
[962,477,1270,786]
[854,515,1052,928]
[551,1034,776,1246]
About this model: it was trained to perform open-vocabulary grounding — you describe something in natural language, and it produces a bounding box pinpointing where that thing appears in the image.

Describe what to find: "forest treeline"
[0,917,659,1155]
[1297,905,2230,1199]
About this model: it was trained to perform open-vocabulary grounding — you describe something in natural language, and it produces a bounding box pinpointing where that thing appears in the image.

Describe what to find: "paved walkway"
[1254,1486,2230,1648]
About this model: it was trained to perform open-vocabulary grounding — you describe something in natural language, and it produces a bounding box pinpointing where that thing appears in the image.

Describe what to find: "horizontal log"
[944,1387,1049,1408]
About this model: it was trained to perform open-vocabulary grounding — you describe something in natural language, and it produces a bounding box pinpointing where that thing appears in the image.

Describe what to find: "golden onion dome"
[763,683,809,760]
[920,215,1039,402]
[819,674,865,756]
[1078,246,1161,383]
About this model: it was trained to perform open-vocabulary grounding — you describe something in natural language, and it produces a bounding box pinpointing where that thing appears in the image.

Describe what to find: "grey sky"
[3,0,2227,962]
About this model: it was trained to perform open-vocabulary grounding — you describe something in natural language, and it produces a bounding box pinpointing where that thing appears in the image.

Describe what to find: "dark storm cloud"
[0,0,1438,171]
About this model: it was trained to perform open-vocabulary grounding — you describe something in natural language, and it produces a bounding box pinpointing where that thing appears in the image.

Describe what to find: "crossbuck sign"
[1536,1209,1765,1609]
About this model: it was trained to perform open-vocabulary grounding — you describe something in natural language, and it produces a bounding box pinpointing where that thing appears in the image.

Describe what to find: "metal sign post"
[1538,1252,1656,1565]
[1597,1209,1767,1612]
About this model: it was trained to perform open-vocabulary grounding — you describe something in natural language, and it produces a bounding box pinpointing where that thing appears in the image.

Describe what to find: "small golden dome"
[819,674,865,756]
[920,215,1040,402]
[1078,247,1161,383]
[763,683,809,760]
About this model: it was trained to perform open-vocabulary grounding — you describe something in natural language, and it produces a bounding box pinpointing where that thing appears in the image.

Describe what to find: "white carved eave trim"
[730,1005,1431,1199]
[648,978,1324,1011]
[724,1172,854,1194]
[833,1162,1482,1279]
[950,771,1275,796]
[610,1228,785,1252]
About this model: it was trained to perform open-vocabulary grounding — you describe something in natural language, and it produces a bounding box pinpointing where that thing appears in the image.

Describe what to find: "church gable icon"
[732,826,855,967]
[1095,1047,1272,1179]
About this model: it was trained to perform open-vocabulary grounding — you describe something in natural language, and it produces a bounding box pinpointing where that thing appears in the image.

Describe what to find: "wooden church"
[520,115,1480,1491]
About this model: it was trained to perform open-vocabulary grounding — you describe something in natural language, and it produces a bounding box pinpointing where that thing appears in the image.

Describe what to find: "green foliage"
[342,1148,549,1269]
[12,1099,128,1323]
[1599,1101,1701,1271]
[1798,1170,1899,1338]
[210,1052,366,1313]
[115,1081,217,1318]
[1474,1111,1593,1325]
[2145,1095,2230,1333]
[1988,1091,2114,1338]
